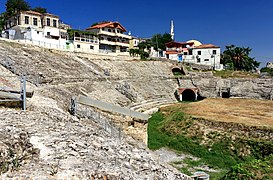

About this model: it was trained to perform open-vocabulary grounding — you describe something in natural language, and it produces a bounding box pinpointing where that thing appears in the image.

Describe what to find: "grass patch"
[148,111,239,170]
[212,70,259,78]
[148,105,273,179]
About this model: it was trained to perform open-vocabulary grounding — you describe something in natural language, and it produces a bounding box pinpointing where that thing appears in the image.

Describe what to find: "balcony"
[98,29,131,39]
[74,37,99,44]
[100,39,129,47]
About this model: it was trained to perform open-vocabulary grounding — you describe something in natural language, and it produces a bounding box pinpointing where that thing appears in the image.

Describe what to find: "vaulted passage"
[182,89,196,101]
[172,68,185,76]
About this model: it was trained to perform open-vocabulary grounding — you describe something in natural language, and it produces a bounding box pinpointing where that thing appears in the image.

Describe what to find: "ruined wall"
[179,77,273,100]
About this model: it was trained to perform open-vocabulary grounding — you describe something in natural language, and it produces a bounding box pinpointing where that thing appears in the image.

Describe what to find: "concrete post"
[195,93,198,101]
[179,94,183,101]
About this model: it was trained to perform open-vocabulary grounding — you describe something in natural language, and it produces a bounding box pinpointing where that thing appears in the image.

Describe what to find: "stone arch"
[172,67,185,76]
[182,89,196,101]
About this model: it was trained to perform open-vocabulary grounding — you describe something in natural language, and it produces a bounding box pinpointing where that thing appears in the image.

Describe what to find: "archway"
[172,68,185,76]
[182,89,196,101]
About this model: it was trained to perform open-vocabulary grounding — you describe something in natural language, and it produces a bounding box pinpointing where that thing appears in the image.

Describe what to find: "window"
[108,29,112,32]
[189,50,193,55]
[47,32,50,36]
[77,44,80,48]
[198,51,201,55]
[213,50,217,55]
[102,28,105,31]
[53,20,57,27]
[46,18,50,26]
[197,58,201,63]
[204,59,209,61]
[25,16,29,24]
[33,18,38,26]
[184,52,188,55]
[37,31,39,34]
[90,45,94,50]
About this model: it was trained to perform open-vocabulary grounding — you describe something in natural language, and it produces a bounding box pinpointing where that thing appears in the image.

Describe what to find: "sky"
[0,0,273,67]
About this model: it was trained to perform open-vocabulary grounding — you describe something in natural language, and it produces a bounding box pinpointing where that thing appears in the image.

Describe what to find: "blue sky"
[1,0,273,66]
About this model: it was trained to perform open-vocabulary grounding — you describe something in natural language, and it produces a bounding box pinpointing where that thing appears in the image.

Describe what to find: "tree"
[221,45,260,71]
[138,33,173,51]
[151,33,173,51]
[5,0,30,16]
[0,13,6,32]
[31,7,47,14]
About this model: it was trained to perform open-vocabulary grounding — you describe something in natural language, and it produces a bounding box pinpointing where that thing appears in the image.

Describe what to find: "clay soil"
[172,98,273,128]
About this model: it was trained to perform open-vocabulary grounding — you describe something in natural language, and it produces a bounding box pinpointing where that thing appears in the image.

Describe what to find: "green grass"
[148,108,273,179]
[212,70,259,78]
[148,111,239,169]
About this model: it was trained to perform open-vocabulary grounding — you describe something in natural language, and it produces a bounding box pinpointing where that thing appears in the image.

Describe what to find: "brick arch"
[177,88,199,101]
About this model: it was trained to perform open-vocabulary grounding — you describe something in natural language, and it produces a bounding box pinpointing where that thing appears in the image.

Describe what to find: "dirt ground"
[174,98,273,128]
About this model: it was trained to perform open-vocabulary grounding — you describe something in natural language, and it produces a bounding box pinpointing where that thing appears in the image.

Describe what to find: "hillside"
[0,39,192,179]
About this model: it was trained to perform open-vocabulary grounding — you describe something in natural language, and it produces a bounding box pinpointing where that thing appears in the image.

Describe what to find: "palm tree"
[222,45,260,71]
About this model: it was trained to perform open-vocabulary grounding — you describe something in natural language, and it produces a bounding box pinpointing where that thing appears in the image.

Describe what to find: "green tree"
[5,0,30,16]
[138,39,152,50]
[151,33,173,51]
[221,45,260,71]
[31,7,47,14]
[260,67,273,76]
[138,33,173,51]
[0,13,6,32]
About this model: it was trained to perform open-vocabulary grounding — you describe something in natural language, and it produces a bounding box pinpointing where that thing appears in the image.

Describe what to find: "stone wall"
[179,77,273,100]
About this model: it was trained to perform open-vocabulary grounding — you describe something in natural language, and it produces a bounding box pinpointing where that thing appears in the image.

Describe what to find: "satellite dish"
[128,31,131,36]
[186,44,192,50]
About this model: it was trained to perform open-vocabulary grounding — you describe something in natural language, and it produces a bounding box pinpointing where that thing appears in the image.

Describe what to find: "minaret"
[170,20,174,40]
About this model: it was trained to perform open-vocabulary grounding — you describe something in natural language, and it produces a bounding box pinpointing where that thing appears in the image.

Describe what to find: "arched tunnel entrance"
[182,89,196,101]
[172,68,185,76]
[176,88,199,102]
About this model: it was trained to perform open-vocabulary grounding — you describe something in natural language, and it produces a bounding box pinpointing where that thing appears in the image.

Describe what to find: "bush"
[260,67,273,76]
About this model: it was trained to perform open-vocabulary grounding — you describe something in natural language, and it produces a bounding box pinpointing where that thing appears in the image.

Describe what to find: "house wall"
[19,13,42,28]
[184,48,222,70]
[168,54,178,60]
[129,38,139,49]
[42,15,59,28]
[44,26,60,37]
[74,41,100,53]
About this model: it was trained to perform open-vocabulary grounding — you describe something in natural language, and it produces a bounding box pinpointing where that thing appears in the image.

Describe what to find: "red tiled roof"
[166,51,178,55]
[194,44,220,49]
[23,10,42,16]
[43,13,59,18]
[21,11,59,18]
[86,21,127,32]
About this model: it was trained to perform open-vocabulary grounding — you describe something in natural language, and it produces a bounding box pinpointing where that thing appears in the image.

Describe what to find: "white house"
[86,21,132,54]
[3,10,68,49]
[165,40,223,70]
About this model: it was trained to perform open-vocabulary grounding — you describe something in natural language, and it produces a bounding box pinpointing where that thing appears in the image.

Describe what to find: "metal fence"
[74,102,123,141]
[70,95,150,141]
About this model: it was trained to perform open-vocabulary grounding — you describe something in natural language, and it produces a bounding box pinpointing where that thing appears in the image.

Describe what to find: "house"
[165,41,194,61]
[67,29,99,53]
[165,40,223,70]
[3,10,68,49]
[86,21,132,54]
[266,62,273,69]
[129,37,140,49]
